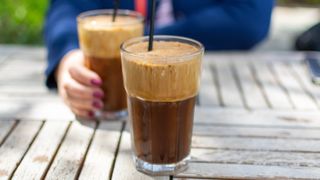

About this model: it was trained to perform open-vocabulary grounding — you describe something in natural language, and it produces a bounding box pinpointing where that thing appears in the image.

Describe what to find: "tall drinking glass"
[77,10,144,120]
[121,36,204,175]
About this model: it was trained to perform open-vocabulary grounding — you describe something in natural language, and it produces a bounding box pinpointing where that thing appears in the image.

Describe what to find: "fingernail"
[93,91,104,98]
[88,111,94,118]
[91,79,102,86]
[92,100,103,109]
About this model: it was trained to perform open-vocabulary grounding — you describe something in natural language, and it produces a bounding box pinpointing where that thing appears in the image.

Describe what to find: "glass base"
[133,156,189,176]
[94,109,128,121]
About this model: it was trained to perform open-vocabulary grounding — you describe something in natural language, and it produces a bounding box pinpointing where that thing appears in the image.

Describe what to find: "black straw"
[112,0,120,22]
[148,0,156,51]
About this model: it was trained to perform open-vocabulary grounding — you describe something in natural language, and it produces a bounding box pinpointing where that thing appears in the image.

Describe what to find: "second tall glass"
[77,9,144,120]
[121,36,204,175]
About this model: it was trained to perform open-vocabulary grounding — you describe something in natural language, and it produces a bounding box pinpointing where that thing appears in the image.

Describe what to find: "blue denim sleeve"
[155,0,274,50]
[44,0,106,89]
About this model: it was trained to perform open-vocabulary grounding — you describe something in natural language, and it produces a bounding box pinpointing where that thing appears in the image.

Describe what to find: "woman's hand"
[55,49,104,119]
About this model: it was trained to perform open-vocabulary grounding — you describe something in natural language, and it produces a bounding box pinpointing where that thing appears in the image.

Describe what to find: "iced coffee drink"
[77,10,143,120]
[121,36,203,175]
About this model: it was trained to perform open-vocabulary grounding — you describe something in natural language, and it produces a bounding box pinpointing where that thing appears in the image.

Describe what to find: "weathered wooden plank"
[252,62,293,109]
[290,63,320,108]
[0,58,45,85]
[0,45,45,57]
[12,121,69,180]
[205,52,305,64]
[174,178,220,180]
[79,122,122,180]
[0,98,74,121]
[191,148,320,167]
[176,163,320,179]
[193,125,320,139]
[0,121,43,179]
[192,136,320,152]
[112,131,170,180]
[199,65,220,106]
[272,62,318,110]
[195,107,320,128]
[0,121,16,144]
[45,121,95,180]
[215,62,244,108]
[233,61,268,110]
[0,54,10,66]
[0,85,48,95]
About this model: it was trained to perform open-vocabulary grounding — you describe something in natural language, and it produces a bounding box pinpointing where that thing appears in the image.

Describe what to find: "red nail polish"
[92,101,103,109]
[93,91,104,98]
[88,111,94,117]
[91,79,102,86]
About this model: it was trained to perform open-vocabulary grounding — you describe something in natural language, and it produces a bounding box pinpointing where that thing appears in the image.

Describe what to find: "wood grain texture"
[12,121,69,180]
[0,98,74,121]
[193,125,320,139]
[252,62,293,109]
[174,178,221,180]
[191,148,320,167]
[192,136,320,152]
[233,61,268,110]
[112,131,170,180]
[0,47,320,179]
[199,65,220,106]
[0,121,16,144]
[45,121,95,180]
[176,163,320,179]
[290,63,320,108]
[272,62,317,110]
[215,62,244,108]
[79,122,122,180]
[0,57,45,85]
[194,107,320,128]
[0,121,43,180]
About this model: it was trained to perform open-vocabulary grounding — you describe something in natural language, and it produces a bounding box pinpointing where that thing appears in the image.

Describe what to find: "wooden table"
[1,45,320,179]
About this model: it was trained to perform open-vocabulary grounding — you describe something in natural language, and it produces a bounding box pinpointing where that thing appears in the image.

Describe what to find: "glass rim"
[120,35,204,60]
[77,9,144,26]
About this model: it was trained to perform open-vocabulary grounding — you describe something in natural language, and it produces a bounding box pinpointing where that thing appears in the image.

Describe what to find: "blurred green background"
[0,0,48,45]
[0,0,319,45]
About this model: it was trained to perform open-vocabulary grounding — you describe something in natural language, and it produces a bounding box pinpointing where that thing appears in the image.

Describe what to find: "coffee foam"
[122,41,202,102]
[78,15,143,59]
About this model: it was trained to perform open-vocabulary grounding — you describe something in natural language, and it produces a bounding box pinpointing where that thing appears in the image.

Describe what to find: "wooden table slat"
[272,62,318,110]
[199,65,220,106]
[290,63,320,108]
[0,121,43,179]
[192,136,320,153]
[191,148,320,167]
[233,61,268,110]
[176,162,320,179]
[79,122,122,180]
[195,108,320,128]
[193,125,320,139]
[0,120,16,144]
[252,62,293,109]
[45,121,95,180]
[215,62,244,108]
[12,121,69,180]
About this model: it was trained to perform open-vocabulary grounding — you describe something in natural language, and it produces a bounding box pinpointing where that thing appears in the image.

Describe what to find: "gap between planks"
[12,121,70,180]
[0,120,44,180]
[251,62,293,109]
[271,62,318,110]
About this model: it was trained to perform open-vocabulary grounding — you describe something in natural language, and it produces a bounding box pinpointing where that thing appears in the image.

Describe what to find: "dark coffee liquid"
[85,56,127,111]
[128,96,195,164]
